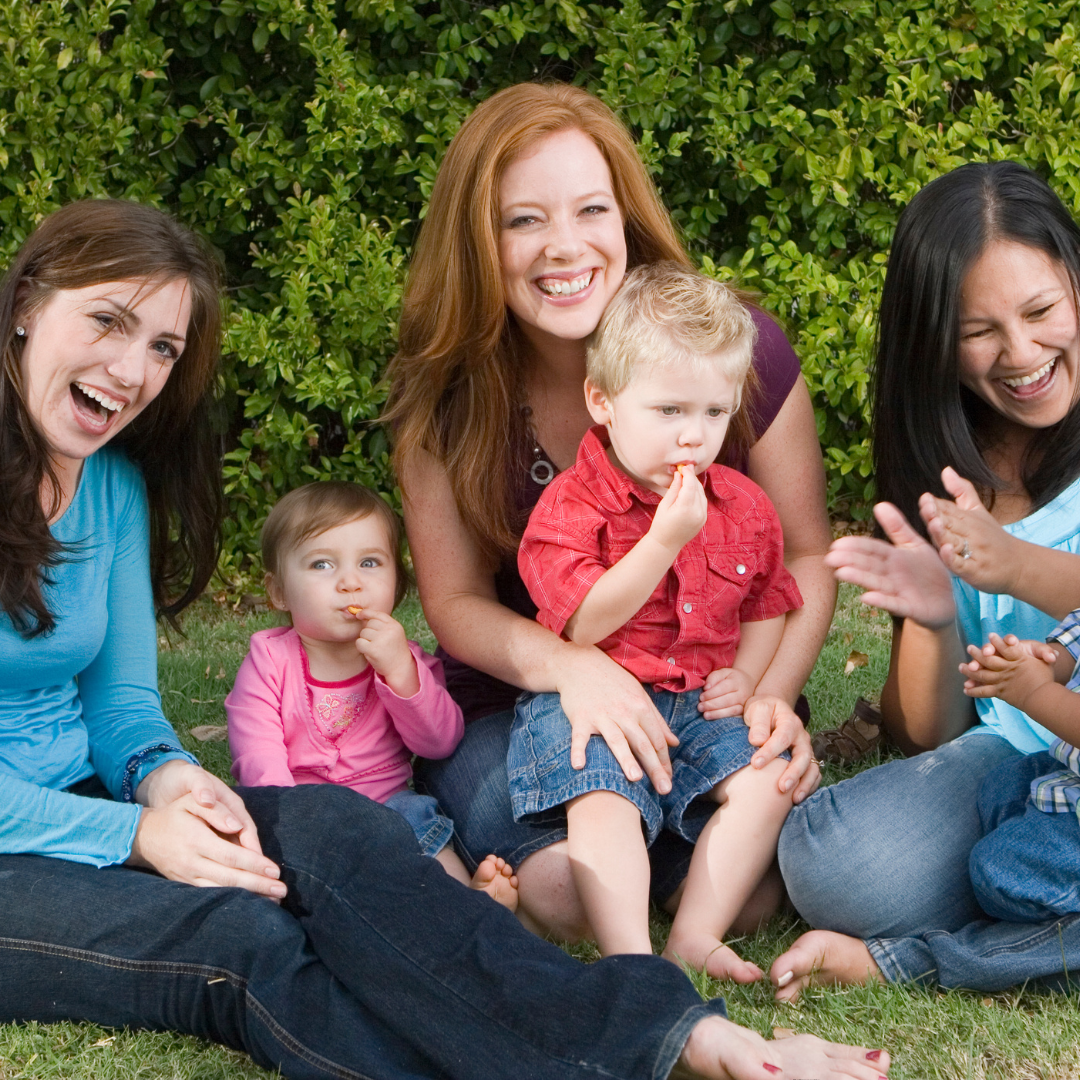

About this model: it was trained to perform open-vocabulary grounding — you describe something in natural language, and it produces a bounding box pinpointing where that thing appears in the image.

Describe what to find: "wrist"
[642,523,685,563]
[380,653,421,697]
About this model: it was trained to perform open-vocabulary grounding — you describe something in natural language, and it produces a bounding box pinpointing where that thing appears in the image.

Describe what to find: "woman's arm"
[745,376,837,707]
[920,467,1080,620]
[400,447,677,789]
[827,501,976,752]
[881,620,975,754]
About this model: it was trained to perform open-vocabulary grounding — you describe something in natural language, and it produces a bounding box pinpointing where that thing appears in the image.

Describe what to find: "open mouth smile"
[70,381,127,430]
[998,358,1057,395]
[535,270,595,297]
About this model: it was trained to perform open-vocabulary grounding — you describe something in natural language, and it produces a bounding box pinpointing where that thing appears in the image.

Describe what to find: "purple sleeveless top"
[438,308,802,723]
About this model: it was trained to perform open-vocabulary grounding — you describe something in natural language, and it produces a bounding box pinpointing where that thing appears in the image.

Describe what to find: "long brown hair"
[386,82,696,563]
[0,199,224,636]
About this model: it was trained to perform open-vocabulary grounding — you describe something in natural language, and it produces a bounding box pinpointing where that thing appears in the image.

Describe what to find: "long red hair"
[386,82,692,563]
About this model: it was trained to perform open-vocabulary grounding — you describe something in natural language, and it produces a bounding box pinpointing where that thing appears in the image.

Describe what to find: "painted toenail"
[762,1066,781,1075]
[866,1050,882,1061]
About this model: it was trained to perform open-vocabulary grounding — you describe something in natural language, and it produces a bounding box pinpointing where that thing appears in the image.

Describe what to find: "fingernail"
[782,778,793,792]
[271,884,287,898]
[776,970,794,988]
[225,816,241,831]
[264,865,280,878]
[762,1065,781,1075]
[866,1050,882,1062]
[753,757,764,768]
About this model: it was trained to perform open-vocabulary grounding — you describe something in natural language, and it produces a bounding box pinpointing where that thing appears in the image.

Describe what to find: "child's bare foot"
[674,1014,890,1080]
[663,932,763,983]
[770,930,884,1003]
[471,854,519,913]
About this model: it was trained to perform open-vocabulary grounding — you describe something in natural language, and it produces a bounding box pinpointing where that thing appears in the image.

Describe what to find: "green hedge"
[7,0,1080,577]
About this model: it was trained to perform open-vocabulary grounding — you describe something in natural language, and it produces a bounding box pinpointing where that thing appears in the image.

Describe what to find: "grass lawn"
[3,586,1078,1079]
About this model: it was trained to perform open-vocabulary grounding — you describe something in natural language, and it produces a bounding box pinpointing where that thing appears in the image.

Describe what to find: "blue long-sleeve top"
[0,448,196,866]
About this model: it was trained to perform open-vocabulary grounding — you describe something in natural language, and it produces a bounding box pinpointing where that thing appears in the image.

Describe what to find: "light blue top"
[0,448,195,866]
[954,473,1080,754]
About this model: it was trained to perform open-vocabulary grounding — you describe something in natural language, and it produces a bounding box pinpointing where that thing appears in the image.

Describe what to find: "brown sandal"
[812,697,884,765]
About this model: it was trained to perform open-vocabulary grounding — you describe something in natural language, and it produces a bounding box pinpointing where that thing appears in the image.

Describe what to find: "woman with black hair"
[768,161,1080,998]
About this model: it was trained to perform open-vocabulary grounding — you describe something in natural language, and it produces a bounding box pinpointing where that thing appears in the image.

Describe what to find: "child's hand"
[699,667,755,719]
[356,610,421,698]
[919,467,1021,592]
[959,632,1055,711]
[648,466,707,555]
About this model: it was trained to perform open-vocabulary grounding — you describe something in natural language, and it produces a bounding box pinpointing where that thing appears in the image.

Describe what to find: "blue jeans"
[778,733,1080,991]
[508,688,758,845]
[383,788,454,857]
[970,751,1080,922]
[416,709,699,902]
[0,784,726,1078]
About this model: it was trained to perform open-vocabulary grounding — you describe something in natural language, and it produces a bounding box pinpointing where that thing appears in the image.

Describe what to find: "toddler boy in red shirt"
[511,263,803,981]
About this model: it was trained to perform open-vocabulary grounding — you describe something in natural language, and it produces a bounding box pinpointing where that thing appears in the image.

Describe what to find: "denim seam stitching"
[923,912,1080,958]
[289,867,630,1079]
[0,937,373,1080]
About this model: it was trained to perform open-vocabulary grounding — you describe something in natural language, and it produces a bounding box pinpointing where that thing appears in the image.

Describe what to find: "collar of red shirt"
[574,425,737,516]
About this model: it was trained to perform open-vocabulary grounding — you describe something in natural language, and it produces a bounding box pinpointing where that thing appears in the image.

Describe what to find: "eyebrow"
[501,189,614,210]
[92,296,188,343]
[303,546,392,558]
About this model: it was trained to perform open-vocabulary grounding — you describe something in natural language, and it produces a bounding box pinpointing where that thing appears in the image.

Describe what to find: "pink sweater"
[226,626,464,803]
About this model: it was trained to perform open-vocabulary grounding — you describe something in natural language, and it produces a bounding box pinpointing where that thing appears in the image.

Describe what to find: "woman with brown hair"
[388,82,833,939]
[0,199,890,1080]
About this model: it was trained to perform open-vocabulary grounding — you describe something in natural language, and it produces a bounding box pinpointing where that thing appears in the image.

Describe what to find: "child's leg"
[436,847,520,913]
[970,801,1080,922]
[566,790,652,956]
[663,757,793,982]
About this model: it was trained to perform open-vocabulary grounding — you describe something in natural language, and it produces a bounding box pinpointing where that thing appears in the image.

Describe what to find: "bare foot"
[663,932,763,984]
[674,1015,890,1080]
[770,930,884,1003]
[471,854,519,913]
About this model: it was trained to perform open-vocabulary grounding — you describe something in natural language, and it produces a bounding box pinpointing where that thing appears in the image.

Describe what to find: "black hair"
[873,161,1080,530]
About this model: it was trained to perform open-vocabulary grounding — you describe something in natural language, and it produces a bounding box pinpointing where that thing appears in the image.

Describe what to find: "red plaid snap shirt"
[518,426,803,691]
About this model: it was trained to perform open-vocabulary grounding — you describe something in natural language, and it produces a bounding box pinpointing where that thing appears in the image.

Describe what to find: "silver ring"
[959,541,972,561]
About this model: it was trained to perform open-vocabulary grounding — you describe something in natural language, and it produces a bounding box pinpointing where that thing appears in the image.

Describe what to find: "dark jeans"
[0,784,725,1079]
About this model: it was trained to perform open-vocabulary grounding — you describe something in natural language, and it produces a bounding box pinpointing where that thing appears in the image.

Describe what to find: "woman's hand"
[919,467,1019,592]
[130,760,285,897]
[825,502,955,629]
[743,695,820,804]
[556,646,679,793]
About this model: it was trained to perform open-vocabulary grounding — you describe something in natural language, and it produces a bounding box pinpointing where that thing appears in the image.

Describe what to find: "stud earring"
[15,326,25,337]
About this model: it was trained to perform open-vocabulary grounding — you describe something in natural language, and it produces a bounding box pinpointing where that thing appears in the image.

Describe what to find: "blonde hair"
[386,82,691,563]
[262,482,409,609]
[587,263,758,411]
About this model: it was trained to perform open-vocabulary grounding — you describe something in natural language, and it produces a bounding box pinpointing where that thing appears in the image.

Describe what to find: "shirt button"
[683,602,693,613]
[667,657,675,665]
[736,564,747,575]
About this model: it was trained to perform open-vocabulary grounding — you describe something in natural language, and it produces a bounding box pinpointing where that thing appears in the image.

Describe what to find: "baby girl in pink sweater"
[226,481,517,908]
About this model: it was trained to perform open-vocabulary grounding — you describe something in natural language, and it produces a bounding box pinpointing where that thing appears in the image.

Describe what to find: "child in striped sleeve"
[961,614,1080,922]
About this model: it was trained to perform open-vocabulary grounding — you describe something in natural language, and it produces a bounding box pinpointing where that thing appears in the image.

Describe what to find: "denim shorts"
[508,686,765,846]
[383,789,455,858]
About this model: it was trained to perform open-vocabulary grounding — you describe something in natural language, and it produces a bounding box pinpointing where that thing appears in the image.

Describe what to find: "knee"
[256,784,418,876]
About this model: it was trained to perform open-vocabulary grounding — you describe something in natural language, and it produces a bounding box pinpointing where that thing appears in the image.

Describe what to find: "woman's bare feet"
[769,930,884,1003]
[663,932,763,983]
[471,854,519,912]
[674,1015,890,1079]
